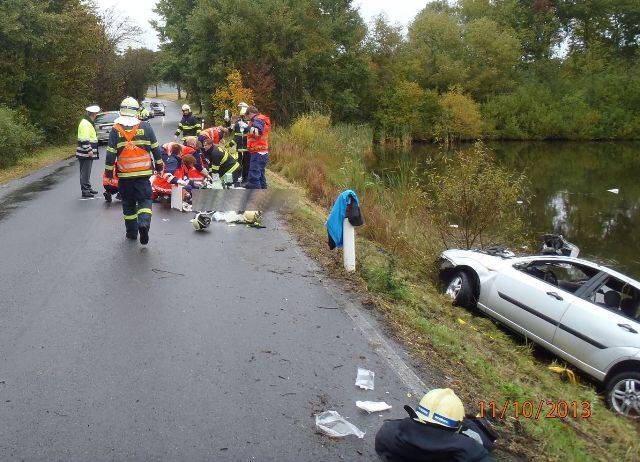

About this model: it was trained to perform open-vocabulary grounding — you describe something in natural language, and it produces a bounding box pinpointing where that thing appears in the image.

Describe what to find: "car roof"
[514,254,640,287]
[97,111,119,115]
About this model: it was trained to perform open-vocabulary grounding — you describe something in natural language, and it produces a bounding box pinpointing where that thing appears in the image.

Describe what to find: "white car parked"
[439,244,640,418]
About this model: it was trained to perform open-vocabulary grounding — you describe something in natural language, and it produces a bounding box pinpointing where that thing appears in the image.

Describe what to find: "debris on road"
[355,367,375,390]
[356,401,392,413]
[315,411,365,439]
[151,268,185,278]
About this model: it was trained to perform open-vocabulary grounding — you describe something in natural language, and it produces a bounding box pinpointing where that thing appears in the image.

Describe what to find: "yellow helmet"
[120,97,139,117]
[412,388,464,429]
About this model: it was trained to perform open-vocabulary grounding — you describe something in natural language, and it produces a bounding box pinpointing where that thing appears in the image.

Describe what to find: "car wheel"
[605,371,640,419]
[445,270,476,309]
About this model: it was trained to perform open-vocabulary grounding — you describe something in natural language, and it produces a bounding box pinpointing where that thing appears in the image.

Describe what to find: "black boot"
[139,226,149,245]
[82,191,94,198]
[90,188,99,194]
[126,232,138,240]
[103,192,112,203]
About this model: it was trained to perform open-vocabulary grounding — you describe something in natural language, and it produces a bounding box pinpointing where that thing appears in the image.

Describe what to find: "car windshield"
[151,103,161,108]
[94,113,118,124]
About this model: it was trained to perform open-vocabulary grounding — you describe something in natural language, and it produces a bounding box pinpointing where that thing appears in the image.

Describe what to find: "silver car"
[94,111,119,144]
[440,248,640,418]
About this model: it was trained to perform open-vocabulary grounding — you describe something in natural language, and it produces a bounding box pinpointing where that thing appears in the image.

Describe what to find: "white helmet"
[120,97,139,117]
[85,105,101,113]
[407,388,465,429]
[191,212,212,231]
[238,101,249,115]
[182,104,191,112]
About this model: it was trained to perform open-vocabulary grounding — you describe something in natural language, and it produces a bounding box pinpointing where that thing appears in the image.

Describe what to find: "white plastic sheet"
[355,367,375,390]
[356,401,392,413]
[315,411,365,439]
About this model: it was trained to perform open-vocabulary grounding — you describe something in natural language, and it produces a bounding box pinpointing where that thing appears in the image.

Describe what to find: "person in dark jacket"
[375,389,494,462]
[198,134,241,186]
[175,104,200,142]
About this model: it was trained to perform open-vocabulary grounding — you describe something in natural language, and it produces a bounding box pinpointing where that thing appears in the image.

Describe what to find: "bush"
[0,106,44,168]
[434,88,484,144]
[427,142,528,249]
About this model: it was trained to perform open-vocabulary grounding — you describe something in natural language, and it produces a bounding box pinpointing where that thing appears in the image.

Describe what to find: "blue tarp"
[325,189,360,248]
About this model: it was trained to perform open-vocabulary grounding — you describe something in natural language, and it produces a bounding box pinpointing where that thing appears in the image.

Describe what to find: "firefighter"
[245,105,271,189]
[375,389,494,462]
[199,133,241,186]
[233,102,250,182]
[175,104,200,142]
[76,105,100,198]
[105,97,164,245]
[102,160,120,202]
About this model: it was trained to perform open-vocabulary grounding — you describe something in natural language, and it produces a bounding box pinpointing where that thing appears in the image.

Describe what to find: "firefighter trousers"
[118,177,153,235]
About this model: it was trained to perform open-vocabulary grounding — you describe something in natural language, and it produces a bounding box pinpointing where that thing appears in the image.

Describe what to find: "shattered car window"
[517,261,598,293]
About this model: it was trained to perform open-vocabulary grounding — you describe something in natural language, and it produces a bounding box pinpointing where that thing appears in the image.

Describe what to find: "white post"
[343,218,356,272]
[171,185,184,210]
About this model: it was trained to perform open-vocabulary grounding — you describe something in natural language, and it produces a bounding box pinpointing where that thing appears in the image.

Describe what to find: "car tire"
[605,371,640,419]
[444,270,476,309]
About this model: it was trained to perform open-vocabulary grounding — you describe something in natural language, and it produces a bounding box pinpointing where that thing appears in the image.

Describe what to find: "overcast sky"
[95,0,429,51]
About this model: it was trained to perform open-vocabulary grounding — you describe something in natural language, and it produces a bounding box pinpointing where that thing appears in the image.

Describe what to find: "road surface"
[0,101,431,461]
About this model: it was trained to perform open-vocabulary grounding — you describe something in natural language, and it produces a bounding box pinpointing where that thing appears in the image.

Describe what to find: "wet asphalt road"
[0,102,428,461]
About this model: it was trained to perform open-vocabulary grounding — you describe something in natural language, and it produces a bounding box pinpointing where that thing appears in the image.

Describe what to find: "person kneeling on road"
[198,134,241,186]
[105,97,164,245]
[152,143,182,202]
[375,388,495,462]
[102,160,120,202]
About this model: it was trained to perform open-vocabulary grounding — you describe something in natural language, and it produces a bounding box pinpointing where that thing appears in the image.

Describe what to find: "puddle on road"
[0,161,75,222]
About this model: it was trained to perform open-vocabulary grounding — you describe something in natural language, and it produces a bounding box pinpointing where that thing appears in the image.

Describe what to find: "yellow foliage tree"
[434,88,484,145]
[210,69,254,124]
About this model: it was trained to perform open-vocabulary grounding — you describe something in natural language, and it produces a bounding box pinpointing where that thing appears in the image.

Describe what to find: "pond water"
[369,141,640,279]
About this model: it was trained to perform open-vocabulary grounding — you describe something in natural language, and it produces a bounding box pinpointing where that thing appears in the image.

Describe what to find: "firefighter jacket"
[105,121,163,179]
[175,113,201,140]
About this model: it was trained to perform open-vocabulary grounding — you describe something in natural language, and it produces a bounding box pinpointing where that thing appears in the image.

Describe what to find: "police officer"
[105,97,164,245]
[375,388,494,462]
[175,104,200,142]
[76,105,100,198]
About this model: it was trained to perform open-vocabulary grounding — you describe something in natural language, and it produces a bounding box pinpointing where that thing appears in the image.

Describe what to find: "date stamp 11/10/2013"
[478,400,592,420]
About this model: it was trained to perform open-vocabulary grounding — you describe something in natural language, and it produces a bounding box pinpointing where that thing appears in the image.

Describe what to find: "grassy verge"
[0,144,74,186]
[268,116,640,461]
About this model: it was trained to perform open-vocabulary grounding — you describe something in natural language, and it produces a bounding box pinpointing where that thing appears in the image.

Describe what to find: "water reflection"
[370,141,640,278]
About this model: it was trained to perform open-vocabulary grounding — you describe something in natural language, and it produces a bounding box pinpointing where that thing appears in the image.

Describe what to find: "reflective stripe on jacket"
[105,121,163,179]
[76,117,98,158]
[175,114,201,139]
[204,146,239,176]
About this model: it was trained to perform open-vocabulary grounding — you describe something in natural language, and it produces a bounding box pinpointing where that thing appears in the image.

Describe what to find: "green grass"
[267,116,640,461]
[0,144,74,185]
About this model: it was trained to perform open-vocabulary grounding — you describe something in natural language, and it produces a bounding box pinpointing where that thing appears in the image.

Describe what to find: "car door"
[554,275,640,376]
[486,260,598,345]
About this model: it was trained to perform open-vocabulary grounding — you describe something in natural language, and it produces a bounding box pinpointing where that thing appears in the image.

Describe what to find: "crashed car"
[439,236,640,418]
